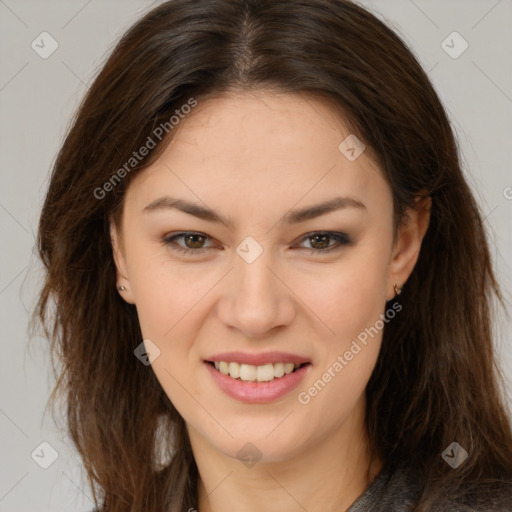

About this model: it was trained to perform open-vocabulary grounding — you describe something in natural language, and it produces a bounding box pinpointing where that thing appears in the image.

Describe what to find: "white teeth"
[228,362,240,379]
[219,361,229,375]
[274,362,285,378]
[211,361,305,381]
[256,363,275,382]
[239,364,257,381]
[284,363,295,374]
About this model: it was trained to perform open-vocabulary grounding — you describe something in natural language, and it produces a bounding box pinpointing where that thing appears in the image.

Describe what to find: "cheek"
[126,240,209,340]
[129,258,210,419]
[291,247,390,411]
[294,245,390,343]
[127,247,227,401]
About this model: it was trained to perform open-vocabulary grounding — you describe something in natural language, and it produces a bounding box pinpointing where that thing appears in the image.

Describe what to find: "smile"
[204,360,311,403]
[208,361,309,382]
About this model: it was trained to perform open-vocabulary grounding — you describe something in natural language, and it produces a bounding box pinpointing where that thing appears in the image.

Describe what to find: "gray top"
[346,459,420,512]
[347,459,512,512]
[89,458,512,511]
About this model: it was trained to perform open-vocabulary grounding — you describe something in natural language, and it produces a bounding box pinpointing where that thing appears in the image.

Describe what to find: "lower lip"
[204,362,311,403]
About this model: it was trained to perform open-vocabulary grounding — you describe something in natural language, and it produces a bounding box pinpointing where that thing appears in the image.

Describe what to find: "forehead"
[124,90,389,219]
[162,90,359,170]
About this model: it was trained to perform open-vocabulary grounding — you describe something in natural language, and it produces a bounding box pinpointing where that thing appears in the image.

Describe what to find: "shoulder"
[430,473,512,511]
[347,458,422,511]
[348,458,512,512]
[442,481,512,512]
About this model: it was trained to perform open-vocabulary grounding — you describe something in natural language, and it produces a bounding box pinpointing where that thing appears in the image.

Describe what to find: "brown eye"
[308,234,331,249]
[298,231,351,254]
[162,232,216,255]
[183,233,207,249]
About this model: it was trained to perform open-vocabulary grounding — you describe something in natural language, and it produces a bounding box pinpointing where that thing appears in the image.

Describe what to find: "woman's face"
[112,90,427,463]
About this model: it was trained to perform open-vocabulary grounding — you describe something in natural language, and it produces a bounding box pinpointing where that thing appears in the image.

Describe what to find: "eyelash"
[161,231,352,256]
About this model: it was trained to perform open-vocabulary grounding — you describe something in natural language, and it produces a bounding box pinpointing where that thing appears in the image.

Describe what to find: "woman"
[35,0,512,511]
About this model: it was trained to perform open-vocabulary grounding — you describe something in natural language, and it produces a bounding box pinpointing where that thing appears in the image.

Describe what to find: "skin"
[111,90,431,512]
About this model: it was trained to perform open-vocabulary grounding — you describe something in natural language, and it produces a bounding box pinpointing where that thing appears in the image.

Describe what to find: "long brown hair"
[34,0,512,510]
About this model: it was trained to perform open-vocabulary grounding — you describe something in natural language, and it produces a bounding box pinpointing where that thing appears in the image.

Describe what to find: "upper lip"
[205,351,311,366]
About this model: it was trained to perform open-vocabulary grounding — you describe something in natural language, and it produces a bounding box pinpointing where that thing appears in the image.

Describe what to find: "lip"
[204,360,311,404]
[204,351,311,366]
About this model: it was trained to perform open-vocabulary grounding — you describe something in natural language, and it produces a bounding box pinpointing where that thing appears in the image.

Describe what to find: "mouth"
[205,360,311,382]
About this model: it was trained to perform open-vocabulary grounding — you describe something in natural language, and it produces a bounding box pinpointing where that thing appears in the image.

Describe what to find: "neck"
[189,396,383,512]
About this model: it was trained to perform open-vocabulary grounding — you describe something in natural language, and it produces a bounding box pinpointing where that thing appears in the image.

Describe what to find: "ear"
[110,217,136,304]
[387,195,431,300]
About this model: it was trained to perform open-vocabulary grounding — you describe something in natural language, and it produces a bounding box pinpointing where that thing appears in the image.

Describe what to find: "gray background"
[1,0,511,510]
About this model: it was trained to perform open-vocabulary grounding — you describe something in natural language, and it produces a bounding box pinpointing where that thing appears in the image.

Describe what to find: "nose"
[217,249,296,338]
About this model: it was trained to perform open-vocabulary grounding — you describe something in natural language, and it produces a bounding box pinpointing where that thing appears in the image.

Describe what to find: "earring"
[118,285,126,291]
[393,283,402,296]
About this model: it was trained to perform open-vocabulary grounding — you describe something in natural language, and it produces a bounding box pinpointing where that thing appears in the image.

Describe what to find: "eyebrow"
[143,195,366,229]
